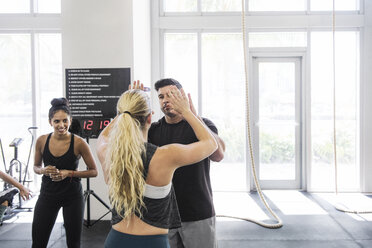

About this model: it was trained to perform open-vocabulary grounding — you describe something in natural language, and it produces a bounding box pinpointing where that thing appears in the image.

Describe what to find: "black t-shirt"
[148,117,217,222]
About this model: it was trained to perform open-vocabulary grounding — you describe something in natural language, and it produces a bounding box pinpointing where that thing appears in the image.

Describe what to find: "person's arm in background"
[0,171,31,200]
[188,93,225,162]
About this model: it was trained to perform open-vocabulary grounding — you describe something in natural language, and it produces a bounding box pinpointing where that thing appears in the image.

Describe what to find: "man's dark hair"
[154,78,183,91]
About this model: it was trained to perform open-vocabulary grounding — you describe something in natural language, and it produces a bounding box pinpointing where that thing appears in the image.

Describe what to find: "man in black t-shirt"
[148,78,225,248]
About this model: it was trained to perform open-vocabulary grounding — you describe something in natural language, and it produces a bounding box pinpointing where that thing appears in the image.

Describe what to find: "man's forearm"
[196,116,225,162]
[209,132,225,162]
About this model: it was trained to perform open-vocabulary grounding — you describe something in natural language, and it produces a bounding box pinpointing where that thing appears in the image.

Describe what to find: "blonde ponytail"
[106,90,151,220]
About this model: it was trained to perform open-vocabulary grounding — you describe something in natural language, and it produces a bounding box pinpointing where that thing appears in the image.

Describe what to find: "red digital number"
[84,120,93,130]
[99,120,110,129]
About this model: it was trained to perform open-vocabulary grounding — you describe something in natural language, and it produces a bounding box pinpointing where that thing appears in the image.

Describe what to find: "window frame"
[159,0,363,15]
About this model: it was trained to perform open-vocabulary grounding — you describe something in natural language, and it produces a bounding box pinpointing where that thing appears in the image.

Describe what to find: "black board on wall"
[65,68,130,138]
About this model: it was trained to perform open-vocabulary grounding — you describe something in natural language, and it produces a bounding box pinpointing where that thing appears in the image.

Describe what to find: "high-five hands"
[129,80,144,90]
[166,86,191,116]
[187,93,197,116]
[129,80,150,92]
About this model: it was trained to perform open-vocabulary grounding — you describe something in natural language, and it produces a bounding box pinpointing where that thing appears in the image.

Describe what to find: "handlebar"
[27,127,38,134]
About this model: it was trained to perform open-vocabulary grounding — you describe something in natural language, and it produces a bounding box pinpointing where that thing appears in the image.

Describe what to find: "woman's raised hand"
[166,86,191,116]
[129,80,144,90]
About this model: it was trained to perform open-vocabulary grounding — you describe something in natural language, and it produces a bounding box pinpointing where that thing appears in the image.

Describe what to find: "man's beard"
[162,107,177,118]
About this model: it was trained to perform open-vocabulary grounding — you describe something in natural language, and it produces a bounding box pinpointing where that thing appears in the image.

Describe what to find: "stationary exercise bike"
[0,127,38,221]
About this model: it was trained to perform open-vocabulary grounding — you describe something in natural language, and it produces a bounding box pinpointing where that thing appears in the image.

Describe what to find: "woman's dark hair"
[154,78,183,91]
[48,98,71,120]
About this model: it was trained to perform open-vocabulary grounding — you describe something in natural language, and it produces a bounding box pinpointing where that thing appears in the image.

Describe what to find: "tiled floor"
[1,191,371,248]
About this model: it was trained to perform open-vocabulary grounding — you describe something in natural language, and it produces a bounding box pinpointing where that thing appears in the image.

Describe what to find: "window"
[201,33,246,191]
[163,0,197,12]
[310,31,359,191]
[0,34,32,164]
[155,0,362,192]
[164,33,198,110]
[311,0,359,11]
[37,0,61,13]
[249,32,307,48]
[0,0,30,13]
[202,0,241,12]
[249,0,306,12]
[0,0,61,13]
[38,33,63,134]
[0,33,62,176]
[0,2,62,190]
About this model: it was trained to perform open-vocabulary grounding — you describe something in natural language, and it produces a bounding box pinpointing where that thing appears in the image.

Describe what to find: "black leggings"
[32,193,84,248]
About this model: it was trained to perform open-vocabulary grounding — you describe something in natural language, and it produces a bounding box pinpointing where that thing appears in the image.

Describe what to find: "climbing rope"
[217,0,283,228]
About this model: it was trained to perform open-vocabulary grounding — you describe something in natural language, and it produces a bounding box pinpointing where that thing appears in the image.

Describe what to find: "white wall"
[362,1,372,192]
[133,0,152,86]
[62,0,151,220]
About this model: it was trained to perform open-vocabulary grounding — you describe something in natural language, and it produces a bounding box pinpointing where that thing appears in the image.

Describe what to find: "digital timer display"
[69,118,111,138]
[82,119,110,131]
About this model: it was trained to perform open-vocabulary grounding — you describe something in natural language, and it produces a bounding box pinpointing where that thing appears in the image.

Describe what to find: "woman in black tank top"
[32,98,98,248]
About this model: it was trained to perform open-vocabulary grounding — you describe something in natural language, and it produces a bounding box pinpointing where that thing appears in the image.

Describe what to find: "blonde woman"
[96,87,217,248]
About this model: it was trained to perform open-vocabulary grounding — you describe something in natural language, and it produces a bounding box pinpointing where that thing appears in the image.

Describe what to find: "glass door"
[252,57,302,189]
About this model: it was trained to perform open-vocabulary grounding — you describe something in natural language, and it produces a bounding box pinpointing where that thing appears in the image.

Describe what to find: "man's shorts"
[168,216,217,248]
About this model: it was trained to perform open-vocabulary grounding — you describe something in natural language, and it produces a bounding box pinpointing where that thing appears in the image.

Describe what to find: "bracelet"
[70,170,74,182]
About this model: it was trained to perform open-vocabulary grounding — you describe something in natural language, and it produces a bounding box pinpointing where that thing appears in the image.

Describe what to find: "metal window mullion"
[30,0,34,14]
[245,21,251,191]
[355,29,361,191]
[197,31,202,116]
[159,0,164,16]
[359,28,364,191]
[295,58,302,190]
[305,29,312,191]
[30,31,38,130]
[358,0,363,14]
[30,0,38,15]
[160,29,165,79]
[300,52,307,190]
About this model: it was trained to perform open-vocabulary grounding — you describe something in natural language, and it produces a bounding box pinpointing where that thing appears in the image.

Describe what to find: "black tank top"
[40,133,82,198]
[111,143,181,229]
